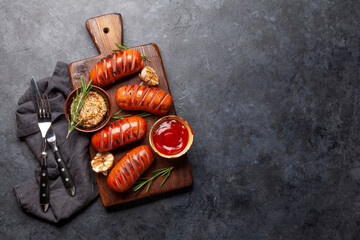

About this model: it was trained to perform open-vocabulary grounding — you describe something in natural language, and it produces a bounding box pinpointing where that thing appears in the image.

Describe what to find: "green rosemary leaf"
[160,171,171,187]
[136,113,152,118]
[132,167,174,193]
[141,54,150,62]
[114,42,128,50]
[152,167,169,173]
[110,110,152,121]
[146,181,152,192]
[160,171,168,176]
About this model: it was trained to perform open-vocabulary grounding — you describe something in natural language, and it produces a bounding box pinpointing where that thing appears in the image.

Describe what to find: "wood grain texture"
[86,13,123,56]
[68,13,193,207]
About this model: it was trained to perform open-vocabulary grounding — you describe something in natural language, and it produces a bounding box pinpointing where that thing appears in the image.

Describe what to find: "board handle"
[86,13,123,55]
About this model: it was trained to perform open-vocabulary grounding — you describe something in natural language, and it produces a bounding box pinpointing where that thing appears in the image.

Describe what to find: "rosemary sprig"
[113,42,150,62]
[113,42,130,51]
[133,167,174,193]
[66,77,92,138]
[141,55,150,62]
[110,109,152,121]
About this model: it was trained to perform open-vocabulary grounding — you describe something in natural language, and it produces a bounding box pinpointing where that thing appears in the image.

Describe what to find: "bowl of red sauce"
[149,115,193,159]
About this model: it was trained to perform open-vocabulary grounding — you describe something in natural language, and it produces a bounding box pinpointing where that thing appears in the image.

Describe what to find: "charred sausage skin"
[107,145,154,192]
[115,84,173,115]
[89,49,144,87]
[91,116,147,152]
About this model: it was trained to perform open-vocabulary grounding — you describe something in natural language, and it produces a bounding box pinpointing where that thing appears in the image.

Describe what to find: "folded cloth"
[14,61,99,223]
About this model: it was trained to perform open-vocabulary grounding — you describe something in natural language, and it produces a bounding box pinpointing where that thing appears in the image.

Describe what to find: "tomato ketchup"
[152,119,189,156]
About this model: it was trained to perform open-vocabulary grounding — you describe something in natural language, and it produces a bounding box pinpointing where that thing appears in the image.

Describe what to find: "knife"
[47,127,76,196]
[31,77,76,197]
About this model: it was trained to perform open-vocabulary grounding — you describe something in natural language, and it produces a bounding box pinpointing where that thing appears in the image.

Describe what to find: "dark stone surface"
[1,0,360,239]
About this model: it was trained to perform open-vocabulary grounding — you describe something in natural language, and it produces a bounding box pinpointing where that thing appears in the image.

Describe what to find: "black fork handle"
[40,150,49,212]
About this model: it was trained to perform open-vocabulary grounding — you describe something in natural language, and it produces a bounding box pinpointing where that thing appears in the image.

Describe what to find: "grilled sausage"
[115,84,173,115]
[91,116,147,152]
[89,49,144,87]
[107,145,154,192]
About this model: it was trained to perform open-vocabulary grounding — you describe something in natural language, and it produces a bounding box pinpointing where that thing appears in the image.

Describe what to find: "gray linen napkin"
[14,61,99,223]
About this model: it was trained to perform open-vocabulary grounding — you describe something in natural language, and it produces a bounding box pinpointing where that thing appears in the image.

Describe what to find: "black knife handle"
[54,150,75,195]
[40,165,49,210]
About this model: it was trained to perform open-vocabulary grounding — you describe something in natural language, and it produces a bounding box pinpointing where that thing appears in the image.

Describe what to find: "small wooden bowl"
[149,115,193,159]
[64,85,112,133]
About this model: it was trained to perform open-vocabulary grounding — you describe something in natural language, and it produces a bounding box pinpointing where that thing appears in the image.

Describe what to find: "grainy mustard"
[71,91,107,128]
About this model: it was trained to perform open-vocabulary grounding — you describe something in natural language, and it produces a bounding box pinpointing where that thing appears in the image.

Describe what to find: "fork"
[36,94,52,213]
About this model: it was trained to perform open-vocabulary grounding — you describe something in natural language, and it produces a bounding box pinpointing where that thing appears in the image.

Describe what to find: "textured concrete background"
[1,0,360,239]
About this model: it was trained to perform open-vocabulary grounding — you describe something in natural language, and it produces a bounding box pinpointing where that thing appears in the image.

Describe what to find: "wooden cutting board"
[68,13,193,207]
